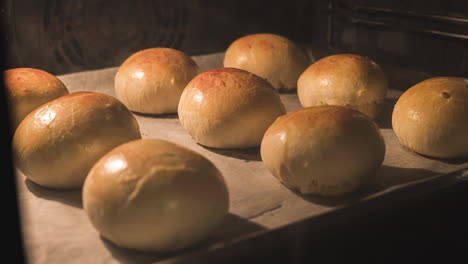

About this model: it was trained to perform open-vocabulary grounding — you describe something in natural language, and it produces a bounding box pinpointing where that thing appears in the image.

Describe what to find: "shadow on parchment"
[25,179,83,208]
[278,88,298,94]
[297,165,435,207]
[201,145,262,162]
[373,165,436,190]
[131,112,179,119]
[409,150,468,166]
[374,97,398,129]
[395,143,468,165]
[101,213,265,264]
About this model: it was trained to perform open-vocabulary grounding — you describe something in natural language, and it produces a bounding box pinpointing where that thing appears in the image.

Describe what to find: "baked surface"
[13,92,141,189]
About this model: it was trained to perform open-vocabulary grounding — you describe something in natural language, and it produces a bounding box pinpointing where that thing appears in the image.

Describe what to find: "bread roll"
[223,33,309,91]
[4,67,69,129]
[297,54,388,119]
[83,139,229,252]
[13,92,141,189]
[261,105,385,196]
[392,77,468,159]
[178,68,286,149]
[115,47,200,114]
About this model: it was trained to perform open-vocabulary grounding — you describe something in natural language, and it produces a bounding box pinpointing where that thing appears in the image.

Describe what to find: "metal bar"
[351,5,468,25]
[333,14,468,41]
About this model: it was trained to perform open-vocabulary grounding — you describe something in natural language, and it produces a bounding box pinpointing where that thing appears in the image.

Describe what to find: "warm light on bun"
[178,68,286,149]
[4,67,69,129]
[298,54,388,119]
[261,105,385,196]
[115,47,200,114]
[83,139,229,252]
[13,92,141,189]
[224,33,309,91]
[392,77,468,159]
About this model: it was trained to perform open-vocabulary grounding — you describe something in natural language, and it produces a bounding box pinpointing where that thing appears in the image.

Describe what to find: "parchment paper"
[16,52,468,264]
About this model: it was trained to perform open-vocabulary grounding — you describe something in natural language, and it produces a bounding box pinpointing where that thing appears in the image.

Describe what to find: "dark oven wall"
[3,0,468,80]
[3,0,324,75]
[329,0,468,88]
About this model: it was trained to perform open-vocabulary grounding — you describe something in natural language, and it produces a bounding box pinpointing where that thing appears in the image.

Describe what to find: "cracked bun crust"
[83,139,229,252]
[261,105,385,196]
[178,67,286,149]
[297,54,388,119]
[392,77,468,159]
[13,92,141,189]
[115,47,200,114]
[4,67,69,130]
[223,33,309,91]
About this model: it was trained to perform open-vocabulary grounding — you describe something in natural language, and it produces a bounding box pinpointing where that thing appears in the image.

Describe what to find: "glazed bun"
[115,47,200,114]
[223,33,309,91]
[83,139,229,252]
[261,105,385,196]
[4,68,69,129]
[298,54,388,119]
[392,77,468,159]
[178,68,286,149]
[13,92,141,189]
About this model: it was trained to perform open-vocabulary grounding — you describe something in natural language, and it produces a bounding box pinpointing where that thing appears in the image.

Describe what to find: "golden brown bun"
[4,68,69,129]
[392,77,468,159]
[297,54,388,119]
[261,105,385,196]
[13,92,141,189]
[223,33,309,91]
[83,139,229,252]
[178,68,286,149]
[115,47,200,114]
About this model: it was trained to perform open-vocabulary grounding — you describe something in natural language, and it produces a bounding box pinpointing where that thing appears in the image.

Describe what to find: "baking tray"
[15,52,468,264]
